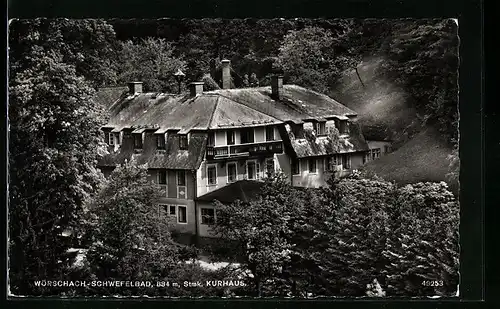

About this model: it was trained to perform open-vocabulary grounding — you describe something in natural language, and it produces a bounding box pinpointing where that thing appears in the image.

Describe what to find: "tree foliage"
[278,25,359,93]
[8,51,106,295]
[116,38,186,93]
[9,18,120,88]
[84,161,180,295]
[214,173,459,297]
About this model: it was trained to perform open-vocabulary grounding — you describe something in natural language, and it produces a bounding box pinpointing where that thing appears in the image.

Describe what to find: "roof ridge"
[207,95,221,129]
[216,93,284,123]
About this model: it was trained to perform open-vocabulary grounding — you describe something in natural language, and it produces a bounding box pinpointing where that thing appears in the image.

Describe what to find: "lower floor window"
[201,208,216,225]
[265,158,275,176]
[342,154,351,169]
[371,148,381,160]
[178,206,187,223]
[291,159,300,175]
[247,161,260,180]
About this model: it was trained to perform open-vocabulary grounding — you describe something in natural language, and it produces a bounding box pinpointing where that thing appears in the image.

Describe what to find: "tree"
[8,51,106,295]
[9,18,120,88]
[309,173,396,296]
[85,160,180,296]
[278,25,359,93]
[212,173,306,297]
[382,181,459,296]
[379,19,459,142]
[116,38,186,93]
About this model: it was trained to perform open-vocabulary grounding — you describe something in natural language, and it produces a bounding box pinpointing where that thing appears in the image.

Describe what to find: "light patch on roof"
[131,128,146,134]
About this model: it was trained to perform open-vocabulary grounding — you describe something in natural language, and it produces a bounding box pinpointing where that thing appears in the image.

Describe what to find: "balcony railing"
[206,141,283,160]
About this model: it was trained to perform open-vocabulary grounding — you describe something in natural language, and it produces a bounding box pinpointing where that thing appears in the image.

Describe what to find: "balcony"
[206,141,283,160]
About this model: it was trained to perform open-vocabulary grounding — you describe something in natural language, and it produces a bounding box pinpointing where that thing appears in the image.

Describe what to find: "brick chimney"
[271,75,283,100]
[189,82,204,97]
[221,59,231,89]
[128,81,143,94]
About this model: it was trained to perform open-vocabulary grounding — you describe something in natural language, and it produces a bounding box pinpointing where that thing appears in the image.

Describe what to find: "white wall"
[367,140,392,155]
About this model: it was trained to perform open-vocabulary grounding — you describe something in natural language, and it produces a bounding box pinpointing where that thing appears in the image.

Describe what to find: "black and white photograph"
[7,18,460,298]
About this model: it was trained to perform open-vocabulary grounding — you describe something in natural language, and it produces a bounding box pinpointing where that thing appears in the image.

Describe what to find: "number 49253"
[421,280,444,287]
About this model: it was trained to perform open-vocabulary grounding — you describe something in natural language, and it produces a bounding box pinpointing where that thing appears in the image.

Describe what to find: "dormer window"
[315,122,326,136]
[339,120,349,135]
[133,134,142,149]
[179,134,188,150]
[292,124,304,139]
[156,134,166,150]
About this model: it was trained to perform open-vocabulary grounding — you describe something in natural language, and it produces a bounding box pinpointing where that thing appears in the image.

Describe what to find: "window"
[133,134,142,149]
[342,154,351,169]
[156,134,165,149]
[292,159,300,175]
[265,158,275,176]
[104,132,111,145]
[240,128,254,144]
[292,124,304,139]
[207,132,215,147]
[109,133,115,146]
[177,170,186,186]
[226,130,235,145]
[201,208,216,225]
[179,134,188,150]
[207,164,217,185]
[339,120,349,135]
[308,159,317,173]
[316,122,326,136]
[265,126,275,141]
[178,206,187,224]
[160,204,177,217]
[371,148,381,160]
[384,145,391,153]
[157,170,167,185]
[363,152,371,164]
[227,163,237,183]
[324,156,335,171]
[246,161,260,180]
[325,155,342,171]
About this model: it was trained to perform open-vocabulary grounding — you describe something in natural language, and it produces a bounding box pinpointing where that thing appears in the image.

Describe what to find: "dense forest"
[8,18,459,297]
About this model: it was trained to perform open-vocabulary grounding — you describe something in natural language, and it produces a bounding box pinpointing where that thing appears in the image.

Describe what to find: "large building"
[96,60,384,240]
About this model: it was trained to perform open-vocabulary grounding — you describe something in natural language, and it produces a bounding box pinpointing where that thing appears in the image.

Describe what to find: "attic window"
[156,135,166,150]
[338,120,349,135]
[179,134,188,150]
[315,122,326,136]
[133,134,143,149]
[292,124,304,139]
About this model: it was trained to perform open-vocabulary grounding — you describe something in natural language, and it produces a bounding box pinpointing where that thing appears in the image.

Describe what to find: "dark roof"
[285,121,370,158]
[211,85,357,122]
[98,132,207,170]
[100,84,357,133]
[94,86,128,109]
[96,84,365,168]
[196,180,264,203]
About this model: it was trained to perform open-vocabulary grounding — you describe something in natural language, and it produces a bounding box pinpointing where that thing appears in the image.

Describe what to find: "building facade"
[96,60,387,239]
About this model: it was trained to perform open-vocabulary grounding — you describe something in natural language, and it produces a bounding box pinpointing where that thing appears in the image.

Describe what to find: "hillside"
[330,58,422,147]
[361,127,456,192]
